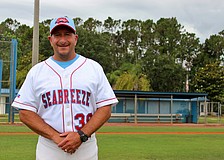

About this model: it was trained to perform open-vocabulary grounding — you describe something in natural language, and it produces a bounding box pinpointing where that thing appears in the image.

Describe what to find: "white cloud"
[1,0,224,42]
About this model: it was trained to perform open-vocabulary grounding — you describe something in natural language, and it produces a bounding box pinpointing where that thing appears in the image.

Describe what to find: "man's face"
[48,26,78,61]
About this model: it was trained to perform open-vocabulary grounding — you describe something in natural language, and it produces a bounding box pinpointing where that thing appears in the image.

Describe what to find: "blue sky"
[1,0,224,42]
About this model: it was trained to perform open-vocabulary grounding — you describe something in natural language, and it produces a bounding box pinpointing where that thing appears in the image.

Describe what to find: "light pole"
[186,67,189,92]
[32,0,40,66]
[185,61,191,92]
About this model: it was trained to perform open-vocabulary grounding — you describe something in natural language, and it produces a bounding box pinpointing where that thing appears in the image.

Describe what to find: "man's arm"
[19,110,63,144]
[58,105,111,153]
[80,105,111,136]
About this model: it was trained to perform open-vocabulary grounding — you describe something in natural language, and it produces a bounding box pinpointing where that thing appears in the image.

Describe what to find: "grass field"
[1,124,224,160]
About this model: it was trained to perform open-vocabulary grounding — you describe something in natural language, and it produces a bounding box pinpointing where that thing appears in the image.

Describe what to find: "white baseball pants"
[36,134,98,160]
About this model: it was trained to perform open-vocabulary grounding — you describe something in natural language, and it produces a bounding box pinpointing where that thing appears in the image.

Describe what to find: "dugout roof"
[1,89,208,100]
[114,90,208,100]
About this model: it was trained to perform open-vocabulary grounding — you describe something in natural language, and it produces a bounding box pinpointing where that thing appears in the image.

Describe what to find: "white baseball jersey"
[12,55,118,160]
[12,55,118,132]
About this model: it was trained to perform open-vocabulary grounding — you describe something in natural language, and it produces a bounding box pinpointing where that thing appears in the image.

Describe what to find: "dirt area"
[0,122,224,135]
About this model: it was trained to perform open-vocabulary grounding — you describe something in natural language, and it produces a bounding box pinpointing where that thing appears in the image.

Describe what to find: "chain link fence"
[0,39,17,123]
[198,102,223,124]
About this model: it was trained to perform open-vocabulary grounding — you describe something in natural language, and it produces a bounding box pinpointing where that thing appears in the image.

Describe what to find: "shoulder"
[31,60,47,71]
[26,59,49,76]
[80,55,103,70]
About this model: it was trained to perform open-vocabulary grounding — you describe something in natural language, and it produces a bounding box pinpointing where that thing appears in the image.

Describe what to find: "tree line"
[0,17,224,103]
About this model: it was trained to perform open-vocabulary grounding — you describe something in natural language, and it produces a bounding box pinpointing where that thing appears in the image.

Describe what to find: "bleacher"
[109,113,183,123]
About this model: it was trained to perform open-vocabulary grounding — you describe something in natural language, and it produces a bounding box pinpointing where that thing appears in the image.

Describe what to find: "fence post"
[0,59,2,96]
[8,39,17,123]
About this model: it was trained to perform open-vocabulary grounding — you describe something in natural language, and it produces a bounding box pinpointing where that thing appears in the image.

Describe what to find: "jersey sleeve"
[95,64,118,108]
[11,67,38,113]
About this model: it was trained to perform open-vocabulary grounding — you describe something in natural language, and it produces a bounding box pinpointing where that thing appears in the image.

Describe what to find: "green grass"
[198,116,224,124]
[98,125,224,132]
[0,125,32,132]
[1,125,224,160]
[0,114,20,123]
[0,135,37,160]
[97,134,224,160]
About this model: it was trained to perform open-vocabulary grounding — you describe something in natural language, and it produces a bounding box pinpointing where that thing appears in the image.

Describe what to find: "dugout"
[110,90,208,124]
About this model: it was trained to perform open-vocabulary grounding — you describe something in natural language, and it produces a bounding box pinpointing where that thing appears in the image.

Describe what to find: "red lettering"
[46,91,52,107]
[42,94,48,108]
[82,90,86,105]
[74,113,93,130]
[64,89,69,103]
[86,113,93,122]
[52,90,57,105]
[70,89,76,103]
[58,90,63,104]
[76,89,81,104]
[42,89,91,109]
[75,113,85,130]
[86,92,90,106]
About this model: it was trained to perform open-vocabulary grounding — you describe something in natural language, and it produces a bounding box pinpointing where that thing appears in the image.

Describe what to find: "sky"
[1,0,224,42]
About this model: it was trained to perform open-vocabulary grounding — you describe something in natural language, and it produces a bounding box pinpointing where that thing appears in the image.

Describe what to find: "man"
[12,16,118,160]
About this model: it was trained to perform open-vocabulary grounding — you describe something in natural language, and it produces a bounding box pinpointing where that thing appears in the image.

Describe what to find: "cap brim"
[50,24,76,34]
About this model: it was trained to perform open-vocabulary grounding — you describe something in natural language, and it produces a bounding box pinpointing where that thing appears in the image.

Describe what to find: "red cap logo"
[55,17,69,24]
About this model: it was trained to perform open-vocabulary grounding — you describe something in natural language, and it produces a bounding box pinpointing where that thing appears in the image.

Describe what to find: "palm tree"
[108,63,152,91]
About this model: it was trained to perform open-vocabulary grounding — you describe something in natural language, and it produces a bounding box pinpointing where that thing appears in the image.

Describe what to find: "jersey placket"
[62,71,73,132]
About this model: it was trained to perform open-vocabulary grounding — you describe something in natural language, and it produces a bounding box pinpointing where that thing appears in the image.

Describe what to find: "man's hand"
[58,132,82,154]
[51,134,65,145]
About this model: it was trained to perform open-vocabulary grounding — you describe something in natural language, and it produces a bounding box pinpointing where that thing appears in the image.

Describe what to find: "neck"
[53,53,76,62]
